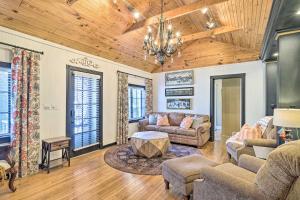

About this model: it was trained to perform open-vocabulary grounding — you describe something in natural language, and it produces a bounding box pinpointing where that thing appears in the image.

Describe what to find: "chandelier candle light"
[143,0,183,66]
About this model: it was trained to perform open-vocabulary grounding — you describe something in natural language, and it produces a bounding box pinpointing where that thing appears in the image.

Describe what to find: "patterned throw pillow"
[235,124,262,141]
[191,117,204,129]
[180,116,194,129]
[156,114,170,126]
[148,114,157,125]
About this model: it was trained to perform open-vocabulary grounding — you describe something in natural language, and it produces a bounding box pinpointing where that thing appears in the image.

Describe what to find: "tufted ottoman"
[162,154,218,200]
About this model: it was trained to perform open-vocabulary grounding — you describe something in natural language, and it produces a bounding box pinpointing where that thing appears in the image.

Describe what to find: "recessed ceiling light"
[273,52,279,57]
[133,11,140,19]
[296,10,300,15]
[201,7,208,14]
[112,0,117,4]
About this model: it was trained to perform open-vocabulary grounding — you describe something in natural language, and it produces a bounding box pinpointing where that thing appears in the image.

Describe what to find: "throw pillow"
[191,117,204,129]
[180,116,193,129]
[236,124,262,141]
[148,114,157,125]
[157,114,170,126]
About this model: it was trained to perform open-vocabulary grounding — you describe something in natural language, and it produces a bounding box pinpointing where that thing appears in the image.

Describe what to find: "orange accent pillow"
[156,114,170,126]
[180,116,193,129]
[236,124,262,141]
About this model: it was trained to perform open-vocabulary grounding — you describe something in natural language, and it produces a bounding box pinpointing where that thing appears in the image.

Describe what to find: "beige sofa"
[138,112,211,147]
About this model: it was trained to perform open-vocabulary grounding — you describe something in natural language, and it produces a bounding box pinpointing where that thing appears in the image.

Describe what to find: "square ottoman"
[162,154,218,200]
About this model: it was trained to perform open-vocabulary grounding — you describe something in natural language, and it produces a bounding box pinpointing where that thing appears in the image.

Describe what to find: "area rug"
[104,144,200,175]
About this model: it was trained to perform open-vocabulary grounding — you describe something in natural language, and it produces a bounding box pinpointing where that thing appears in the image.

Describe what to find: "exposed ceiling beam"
[181,26,241,42]
[123,0,228,34]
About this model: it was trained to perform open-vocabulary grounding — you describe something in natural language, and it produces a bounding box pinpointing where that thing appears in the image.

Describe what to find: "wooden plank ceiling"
[0,0,272,72]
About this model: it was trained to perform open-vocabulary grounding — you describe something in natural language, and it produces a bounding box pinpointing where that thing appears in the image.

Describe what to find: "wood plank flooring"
[0,141,228,200]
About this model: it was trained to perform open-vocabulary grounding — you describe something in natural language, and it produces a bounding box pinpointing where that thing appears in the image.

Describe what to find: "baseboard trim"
[103,142,117,148]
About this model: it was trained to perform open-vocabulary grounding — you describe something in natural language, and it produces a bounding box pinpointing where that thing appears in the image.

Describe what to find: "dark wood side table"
[41,136,71,173]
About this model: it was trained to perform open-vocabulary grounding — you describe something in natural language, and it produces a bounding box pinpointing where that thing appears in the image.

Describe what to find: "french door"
[66,66,103,157]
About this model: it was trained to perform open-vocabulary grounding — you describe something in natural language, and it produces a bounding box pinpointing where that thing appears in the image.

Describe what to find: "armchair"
[0,144,17,192]
[193,140,300,200]
[226,116,276,162]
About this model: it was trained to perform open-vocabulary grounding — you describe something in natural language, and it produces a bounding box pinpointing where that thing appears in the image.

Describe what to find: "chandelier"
[143,0,183,66]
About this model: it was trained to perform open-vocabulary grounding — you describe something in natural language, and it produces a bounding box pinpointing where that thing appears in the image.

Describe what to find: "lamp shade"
[273,109,300,128]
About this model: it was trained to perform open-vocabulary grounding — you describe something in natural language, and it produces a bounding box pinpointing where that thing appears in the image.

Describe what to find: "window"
[128,84,146,122]
[67,66,103,157]
[0,62,11,144]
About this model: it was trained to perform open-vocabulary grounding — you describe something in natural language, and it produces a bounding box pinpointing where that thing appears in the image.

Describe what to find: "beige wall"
[153,61,266,125]
[0,26,151,149]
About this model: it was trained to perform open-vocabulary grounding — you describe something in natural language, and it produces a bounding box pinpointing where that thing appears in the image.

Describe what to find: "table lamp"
[273,108,300,144]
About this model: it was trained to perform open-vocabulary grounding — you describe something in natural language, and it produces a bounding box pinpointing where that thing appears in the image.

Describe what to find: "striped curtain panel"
[117,72,129,145]
[145,79,153,114]
[11,48,41,177]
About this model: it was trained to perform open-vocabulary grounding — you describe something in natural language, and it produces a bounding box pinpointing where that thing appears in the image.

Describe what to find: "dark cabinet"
[266,62,278,115]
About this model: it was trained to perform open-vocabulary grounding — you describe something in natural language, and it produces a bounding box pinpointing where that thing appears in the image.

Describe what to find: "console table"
[41,137,71,173]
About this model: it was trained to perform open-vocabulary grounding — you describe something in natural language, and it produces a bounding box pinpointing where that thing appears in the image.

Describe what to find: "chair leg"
[7,167,17,192]
[164,179,170,190]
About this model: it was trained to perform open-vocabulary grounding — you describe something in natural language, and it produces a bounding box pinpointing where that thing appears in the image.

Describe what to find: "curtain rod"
[0,42,44,55]
[117,70,152,80]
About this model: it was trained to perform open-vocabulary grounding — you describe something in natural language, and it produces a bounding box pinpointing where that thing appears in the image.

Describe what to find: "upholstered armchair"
[193,140,300,200]
[0,144,17,192]
[226,116,277,162]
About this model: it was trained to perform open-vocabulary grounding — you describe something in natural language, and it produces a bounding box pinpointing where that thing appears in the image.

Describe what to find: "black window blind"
[128,85,146,121]
[71,71,101,150]
[0,65,11,141]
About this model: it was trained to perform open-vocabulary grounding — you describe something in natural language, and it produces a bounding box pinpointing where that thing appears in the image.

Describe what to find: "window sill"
[129,118,144,123]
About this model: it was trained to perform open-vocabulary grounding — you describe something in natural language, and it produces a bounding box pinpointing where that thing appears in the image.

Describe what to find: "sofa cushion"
[162,155,218,183]
[169,113,185,126]
[191,117,204,129]
[157,114,170,126]
[176,128,197,137]
[148,114,158,125]
[159,126,178,134]
[215,163,256,183]
[255,140,300,200]
[144,125,160,131]
[180,116,193,129]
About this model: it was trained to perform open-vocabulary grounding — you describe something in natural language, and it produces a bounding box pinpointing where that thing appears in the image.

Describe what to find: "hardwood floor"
[0,141,228,200]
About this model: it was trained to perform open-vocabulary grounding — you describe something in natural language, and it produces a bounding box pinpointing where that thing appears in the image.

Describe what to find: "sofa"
[226,116,277,162]
[138,112,211,147]
[193,140,300,200]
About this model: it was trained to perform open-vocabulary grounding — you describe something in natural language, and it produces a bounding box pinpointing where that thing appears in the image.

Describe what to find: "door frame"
[66,65,103,157]
[210,73,246,141]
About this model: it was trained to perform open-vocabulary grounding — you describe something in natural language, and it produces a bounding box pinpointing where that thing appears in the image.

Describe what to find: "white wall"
[0,26,151,147]
[153,61,266,125]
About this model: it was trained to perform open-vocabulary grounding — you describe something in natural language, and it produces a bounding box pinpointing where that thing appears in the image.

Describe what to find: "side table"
[41,136,71,173]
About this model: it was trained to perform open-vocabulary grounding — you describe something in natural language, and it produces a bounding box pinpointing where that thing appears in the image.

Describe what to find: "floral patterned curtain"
[11,48,40,177]
[117,72,129,145]
[145,79,153,114]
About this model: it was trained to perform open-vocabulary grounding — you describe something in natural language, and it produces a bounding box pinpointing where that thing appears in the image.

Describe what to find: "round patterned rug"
[104,144,200,175]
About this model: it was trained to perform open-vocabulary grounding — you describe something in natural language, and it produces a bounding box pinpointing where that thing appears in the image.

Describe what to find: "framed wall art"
[165,87,194,97]
[165,70,194,86]
[166,98,192,110]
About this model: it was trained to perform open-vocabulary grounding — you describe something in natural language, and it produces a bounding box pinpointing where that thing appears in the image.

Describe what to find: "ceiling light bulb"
[144,35,149,40]
[167,24,172,30]
[201,7,208,14]
[147,26,152,33]
[176,32,181,37]
[273,52,279,57]
[133,11,140,19]
[296,10,300,15]
[113,0,117,4]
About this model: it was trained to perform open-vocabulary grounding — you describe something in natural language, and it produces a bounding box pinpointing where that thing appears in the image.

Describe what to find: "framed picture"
[165,70,194,86]
[166,98,192,110]
[165,87,194,97]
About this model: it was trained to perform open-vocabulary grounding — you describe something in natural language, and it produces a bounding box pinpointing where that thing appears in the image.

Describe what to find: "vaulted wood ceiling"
[0,0,272,72]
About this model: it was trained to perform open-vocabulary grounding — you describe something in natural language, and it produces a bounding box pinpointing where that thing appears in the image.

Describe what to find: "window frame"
[128,84,146,123]
[0,61,12,144]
